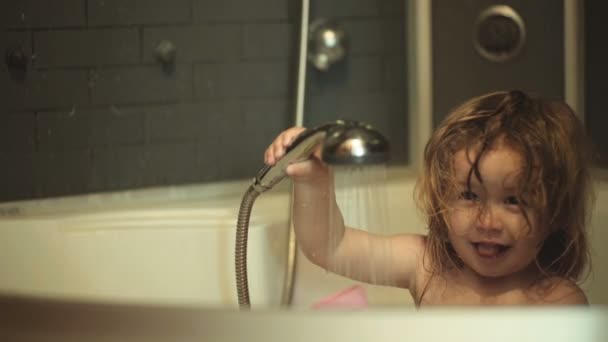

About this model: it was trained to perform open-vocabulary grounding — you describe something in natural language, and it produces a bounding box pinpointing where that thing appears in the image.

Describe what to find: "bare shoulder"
[391,233,427,253]
[387,234,427,289]
[532,277,588,305]
[391,234,428,267]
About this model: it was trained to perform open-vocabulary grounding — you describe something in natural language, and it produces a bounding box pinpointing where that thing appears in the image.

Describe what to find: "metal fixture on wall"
[473,5,526,63]
[308,18,348,71]
[5,46,29,80]
[155,40,177,72]
[5,47,28,70]
[429,0,564,129]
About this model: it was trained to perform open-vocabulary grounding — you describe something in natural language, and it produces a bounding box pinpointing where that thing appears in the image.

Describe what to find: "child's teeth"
[477,243,501,257]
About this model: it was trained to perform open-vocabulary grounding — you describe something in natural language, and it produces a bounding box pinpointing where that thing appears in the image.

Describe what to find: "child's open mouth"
[472,242,511,259]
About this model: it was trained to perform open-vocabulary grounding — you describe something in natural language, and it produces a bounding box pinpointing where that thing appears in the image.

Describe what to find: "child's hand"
[264,127,329,182]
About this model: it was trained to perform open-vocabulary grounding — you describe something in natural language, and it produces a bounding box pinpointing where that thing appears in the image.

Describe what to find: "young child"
[264,90,593,306]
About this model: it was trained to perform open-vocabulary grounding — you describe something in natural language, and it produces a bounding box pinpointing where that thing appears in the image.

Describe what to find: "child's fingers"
[286,159,315,178]
[265,126,307,166]
[283,127,305,147]
[265,138,284,165]
[271,127,305,161]
[281,132,292,147]
[265,133,289,165]
[273,137,286,159]
[264,148,273,165]
[285,158,328,180]
[312,146,322,160]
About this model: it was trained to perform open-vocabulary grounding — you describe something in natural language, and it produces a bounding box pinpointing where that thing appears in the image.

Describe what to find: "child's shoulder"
[387,233,428,290]
[531,277,588,305]
[391,233,427,254]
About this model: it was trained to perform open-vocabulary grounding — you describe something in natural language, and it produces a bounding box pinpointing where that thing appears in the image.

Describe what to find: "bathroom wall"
[0,0,408,202]
[430,0,564,126]
[584,0,608,166]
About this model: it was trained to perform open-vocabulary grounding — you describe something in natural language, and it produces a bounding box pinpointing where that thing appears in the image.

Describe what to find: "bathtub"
[0,179,292,308]
[0,167,416,308]
[0,168,607,341]
[1,296,607,341]
[0,167,607,308]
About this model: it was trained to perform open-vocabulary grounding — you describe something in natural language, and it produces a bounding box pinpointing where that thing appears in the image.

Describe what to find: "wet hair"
[415,90,594,283]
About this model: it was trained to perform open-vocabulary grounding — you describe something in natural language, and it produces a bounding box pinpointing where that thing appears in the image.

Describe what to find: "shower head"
[320,121,389,165]
[236,120,389,308]
[253,120,389,193]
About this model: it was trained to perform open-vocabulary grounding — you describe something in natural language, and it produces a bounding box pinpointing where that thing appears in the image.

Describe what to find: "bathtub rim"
[1,293,607,342]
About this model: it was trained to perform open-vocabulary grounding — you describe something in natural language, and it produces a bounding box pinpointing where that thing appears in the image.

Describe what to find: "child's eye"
[460,191,479,201]
[505,196,520,205]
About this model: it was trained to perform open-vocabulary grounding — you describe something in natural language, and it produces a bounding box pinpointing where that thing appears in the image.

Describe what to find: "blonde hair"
[415,90,594,283]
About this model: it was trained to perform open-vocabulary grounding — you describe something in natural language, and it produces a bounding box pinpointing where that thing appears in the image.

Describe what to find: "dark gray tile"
[342,19,405,55]
[34,149,94,198]
[193,0,288,23]
[383,55,406,90]
[1,69,90,110]
[199,101,246,180]
[0,0,409,194]
[90,146,148,191]
[88,0,191,26]
[91,65,193,105]
[143,26,240,64]
[193,100,241,182]
[242,23,294,60]
[34,29,140,67]
[194,62,289,99]
[379,0,405,18]
[202,98,290,181]
[241,97,290,123]
[1,0,85,28]
[0,113,37,154]
[0,153,36,201]
[307,56,384,96]
[146,101,239,142]
[240,98,291,166]
[311,0,378,18]
[141,143,201,185]
[381,20,406,54]
[145,103,203,142]
[37,106,145,151]
[306,92,392,125]
[1,31,33,60]
[343,20,385,55]
[1,32,33,93]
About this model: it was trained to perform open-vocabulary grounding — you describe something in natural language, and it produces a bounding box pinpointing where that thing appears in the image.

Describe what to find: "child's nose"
[476,204,503,233]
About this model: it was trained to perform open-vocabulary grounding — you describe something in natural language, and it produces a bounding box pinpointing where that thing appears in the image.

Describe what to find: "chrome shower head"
[320,120,389,165]
[236,120,389,308]
[308,19,348,71]
[253,120,389,193]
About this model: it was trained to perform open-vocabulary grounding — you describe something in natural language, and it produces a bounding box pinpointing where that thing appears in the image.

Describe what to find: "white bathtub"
[0,167,607,307]
[0,180,292,308]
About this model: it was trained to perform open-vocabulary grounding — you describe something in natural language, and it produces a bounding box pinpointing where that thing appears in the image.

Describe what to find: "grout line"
[84,0,89,27]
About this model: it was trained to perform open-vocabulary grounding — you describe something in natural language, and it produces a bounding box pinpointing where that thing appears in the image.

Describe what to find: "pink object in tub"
[313,285,368,309]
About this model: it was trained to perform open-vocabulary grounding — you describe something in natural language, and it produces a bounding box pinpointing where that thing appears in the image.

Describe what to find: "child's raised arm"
[264,127,425,293]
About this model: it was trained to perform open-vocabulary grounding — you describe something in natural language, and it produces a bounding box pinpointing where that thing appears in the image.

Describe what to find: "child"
[264,90,593,306]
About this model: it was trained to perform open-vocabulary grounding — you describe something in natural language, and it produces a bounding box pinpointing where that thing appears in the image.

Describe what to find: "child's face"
[446,141,544,279]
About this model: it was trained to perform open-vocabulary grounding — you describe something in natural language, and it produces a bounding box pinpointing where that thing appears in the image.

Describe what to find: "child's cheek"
[446,209,476,236]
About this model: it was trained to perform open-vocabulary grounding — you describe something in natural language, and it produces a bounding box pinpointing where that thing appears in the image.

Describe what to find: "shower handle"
[5,47,29,70]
